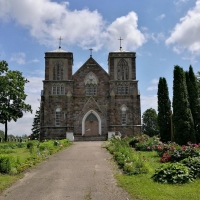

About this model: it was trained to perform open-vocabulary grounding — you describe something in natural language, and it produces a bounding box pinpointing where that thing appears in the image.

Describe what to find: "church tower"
[40,48,73,139]
[40,38,141,141]
[108,43,141,136]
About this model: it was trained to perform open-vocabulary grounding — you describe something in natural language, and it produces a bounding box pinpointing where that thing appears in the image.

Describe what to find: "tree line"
[142,65,200,145]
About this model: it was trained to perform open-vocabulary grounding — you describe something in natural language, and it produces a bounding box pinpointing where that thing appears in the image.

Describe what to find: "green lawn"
[0,140,71,193]
[115,151,200,200]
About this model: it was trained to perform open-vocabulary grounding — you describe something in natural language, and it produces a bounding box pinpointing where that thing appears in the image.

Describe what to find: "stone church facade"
[40,47,141,140]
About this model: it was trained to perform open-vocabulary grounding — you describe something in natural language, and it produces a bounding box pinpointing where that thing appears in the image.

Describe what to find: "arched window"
[117,59,129,80]
[86,84,97,96]
[56,84,60,95]
[52,84,56,95]
[117,84,129,95]
[53,66,56,80]
[86,113,98,122]
[55,108,61,126]
[52,84,65,95]
[85,72,98,96]
[121,106,127,125]
[53,61,63,80]
[61,84,64,95]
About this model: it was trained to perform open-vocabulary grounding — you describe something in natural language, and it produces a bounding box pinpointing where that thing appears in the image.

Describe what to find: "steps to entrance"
[74,135,107,142]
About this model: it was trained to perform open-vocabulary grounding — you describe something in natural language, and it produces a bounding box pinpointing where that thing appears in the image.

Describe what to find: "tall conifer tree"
[157,77,171,142]
[31,108,40,140]
[173,65,196,145]
[185,66,200,143]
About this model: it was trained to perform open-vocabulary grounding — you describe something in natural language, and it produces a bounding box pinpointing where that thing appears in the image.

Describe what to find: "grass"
[114,150,200,200]
[0,174,23,193]
[116,174,200,200]
[8,148,31,162]
[0,139,72,193]
[115,152,200,200]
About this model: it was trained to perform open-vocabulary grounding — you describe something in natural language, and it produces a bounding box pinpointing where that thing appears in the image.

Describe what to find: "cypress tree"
[185,66,200,143]
[31,108,40,140]
[173,65,196,145]
[157,77,171,142]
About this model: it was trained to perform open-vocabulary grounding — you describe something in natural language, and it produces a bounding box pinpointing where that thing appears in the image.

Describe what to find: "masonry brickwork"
[40,48,141,140]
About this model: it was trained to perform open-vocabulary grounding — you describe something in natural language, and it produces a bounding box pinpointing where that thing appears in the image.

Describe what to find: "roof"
[50,48,68,52]
[114,48,129,52]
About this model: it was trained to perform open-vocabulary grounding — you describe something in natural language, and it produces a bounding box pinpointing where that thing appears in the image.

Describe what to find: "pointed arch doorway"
[82,110,101,136]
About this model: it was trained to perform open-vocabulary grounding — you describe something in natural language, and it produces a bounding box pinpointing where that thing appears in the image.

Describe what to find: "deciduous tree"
[142,108,159,137]
[0,60,32,141]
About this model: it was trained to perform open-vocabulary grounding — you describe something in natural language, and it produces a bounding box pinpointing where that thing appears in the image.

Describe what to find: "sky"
[0,0,200,136]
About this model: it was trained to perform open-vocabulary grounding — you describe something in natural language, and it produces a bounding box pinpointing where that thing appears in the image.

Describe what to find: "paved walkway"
[0,142,132,200]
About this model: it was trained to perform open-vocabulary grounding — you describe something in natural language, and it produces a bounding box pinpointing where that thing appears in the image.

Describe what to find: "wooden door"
[85,113,99,136]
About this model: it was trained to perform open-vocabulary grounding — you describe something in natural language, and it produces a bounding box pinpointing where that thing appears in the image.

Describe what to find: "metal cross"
[58,36,63,49]
[89,48,93,57]
[118,37,123,51]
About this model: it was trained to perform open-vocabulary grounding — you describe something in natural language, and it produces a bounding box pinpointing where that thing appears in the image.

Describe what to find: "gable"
[73,57,109,81]
[72,57,110,97]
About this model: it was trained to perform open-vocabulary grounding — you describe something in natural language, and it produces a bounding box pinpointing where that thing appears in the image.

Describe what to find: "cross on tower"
[89,48,93,57]
[58,36,63,49]
[118,37,123,51]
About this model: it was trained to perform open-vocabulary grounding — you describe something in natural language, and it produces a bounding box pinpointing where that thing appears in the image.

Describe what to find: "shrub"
[27,142,34,149]
[170,146,200,162]
[16,143,26,148]
[0,155,13,174]
[181,157,200,179]
[54,140,60,146]
[124,154,149,175]
[0,149,16,154]
[129,138,139,148]
[135,135,161,151]
[39,145,47,151]
[152,162,193,184]
[160,151,171,163]
[106,137,149,175]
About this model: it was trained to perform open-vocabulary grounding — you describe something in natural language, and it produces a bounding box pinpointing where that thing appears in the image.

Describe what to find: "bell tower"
[40,46,74,140]
[108,38,141,136]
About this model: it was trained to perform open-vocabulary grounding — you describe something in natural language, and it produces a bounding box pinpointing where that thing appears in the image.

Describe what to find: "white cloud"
[174,0,189,6]
[104,12,146,51]
[151,32,165,44]
[0,0,146,51]
[10,52,40,65]
[151,79,159,84]
[166,0,200,55]
[141,95,157,114]
[10,52,26,65]
[28,59,39,64]
[147,86,157,91]
[146,79,158,91]
[25,76,43,94]
[156,14,166,20]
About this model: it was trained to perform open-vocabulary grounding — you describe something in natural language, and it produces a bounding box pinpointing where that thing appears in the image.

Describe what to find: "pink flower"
[157,146,162,151]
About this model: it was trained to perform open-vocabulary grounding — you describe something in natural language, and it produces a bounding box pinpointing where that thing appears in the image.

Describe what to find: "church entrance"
[84,113,99,136]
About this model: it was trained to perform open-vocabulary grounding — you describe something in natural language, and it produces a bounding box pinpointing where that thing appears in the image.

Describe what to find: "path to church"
[0,142,132,200]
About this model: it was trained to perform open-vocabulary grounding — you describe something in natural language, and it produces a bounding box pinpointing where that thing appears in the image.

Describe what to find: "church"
[40,41,141,141]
